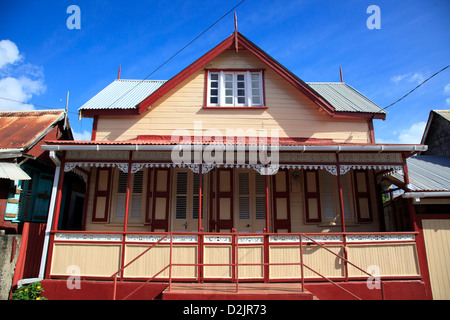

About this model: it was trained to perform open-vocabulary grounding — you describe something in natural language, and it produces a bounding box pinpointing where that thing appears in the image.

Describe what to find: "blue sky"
[1,0,449,143]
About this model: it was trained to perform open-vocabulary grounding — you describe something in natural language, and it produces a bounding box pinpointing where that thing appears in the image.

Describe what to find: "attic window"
[206,70,265,108]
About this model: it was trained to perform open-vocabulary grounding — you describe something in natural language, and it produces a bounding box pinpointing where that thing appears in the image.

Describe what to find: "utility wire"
[383,65,450,110]
[0,96,80,115]
[103,0,247,110]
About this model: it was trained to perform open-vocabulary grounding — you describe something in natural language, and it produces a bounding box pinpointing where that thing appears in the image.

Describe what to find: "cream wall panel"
[51,243,121,277]
[347,243,420,277]
[422,219,450,300]
[96,50,370,143]
[203,245,232,279]
[238,246,264,279]
[124,245,197,279]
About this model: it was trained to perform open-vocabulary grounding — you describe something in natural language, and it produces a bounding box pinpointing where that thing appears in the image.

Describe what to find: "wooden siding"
[95,50,370,143]
[422,219,450,300]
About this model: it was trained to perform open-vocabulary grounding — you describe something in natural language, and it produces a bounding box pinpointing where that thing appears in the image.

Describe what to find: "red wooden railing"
[103,231,418,300]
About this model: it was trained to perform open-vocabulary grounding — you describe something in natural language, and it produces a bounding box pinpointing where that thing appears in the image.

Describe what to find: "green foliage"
[11,281,48,300]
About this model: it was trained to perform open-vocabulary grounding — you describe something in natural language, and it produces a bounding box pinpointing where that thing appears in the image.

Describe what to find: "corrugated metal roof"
[0,162,31,180]
[79,79,385,115]
[79,79,166,110]
[390,155,450,191]
[306,82,386,114]
[0,110,65,150]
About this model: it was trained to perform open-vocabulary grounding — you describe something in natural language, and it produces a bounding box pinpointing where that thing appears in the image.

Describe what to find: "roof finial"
[234,12,239,52]
[118,65,121,79]
[339,66,343,83]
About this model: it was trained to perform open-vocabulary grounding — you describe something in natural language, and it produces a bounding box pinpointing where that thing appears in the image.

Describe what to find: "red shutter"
[353,170,373,222]
[151,168,170,231]
[215,168,233,232]
[92,168,112,222]
[272,169,291,232]
[304,170,321,223]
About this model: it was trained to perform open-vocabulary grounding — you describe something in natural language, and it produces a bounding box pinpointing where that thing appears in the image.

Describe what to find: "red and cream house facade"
[38,33,432,300]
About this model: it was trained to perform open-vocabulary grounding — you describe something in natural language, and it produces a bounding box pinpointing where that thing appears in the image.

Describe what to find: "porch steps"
[162,282,317,300]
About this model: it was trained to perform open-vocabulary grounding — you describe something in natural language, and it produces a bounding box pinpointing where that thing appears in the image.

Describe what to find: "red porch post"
[336,154,348,280]
[402,154,433,299]
[265,172,270,232]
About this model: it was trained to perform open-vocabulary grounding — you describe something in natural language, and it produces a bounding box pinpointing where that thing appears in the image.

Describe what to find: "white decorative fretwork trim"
[346,234,415,243]
[65,162,129,173]
[55,233,122,242]
[125,234,198,243]
[269,236,300,243]
[204,236,232,243]
[238,236,264,244]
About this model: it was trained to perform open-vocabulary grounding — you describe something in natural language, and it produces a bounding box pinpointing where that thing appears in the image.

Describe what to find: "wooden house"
[381,109,450,300]
[37,32,433,300]
[0,110,85,297]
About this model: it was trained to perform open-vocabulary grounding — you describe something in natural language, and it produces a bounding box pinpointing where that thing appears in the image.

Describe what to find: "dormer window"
[206,69,265,108]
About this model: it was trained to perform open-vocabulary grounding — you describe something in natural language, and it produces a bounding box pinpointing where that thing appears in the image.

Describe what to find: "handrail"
[301,233,385,300]
[111,233,170,300]
[86,231,413,300]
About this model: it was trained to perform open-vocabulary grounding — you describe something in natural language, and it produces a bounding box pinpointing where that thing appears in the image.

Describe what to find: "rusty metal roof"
[0,110,66,150]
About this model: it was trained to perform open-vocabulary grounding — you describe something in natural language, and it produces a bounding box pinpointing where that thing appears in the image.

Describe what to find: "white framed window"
[206,70,264,107]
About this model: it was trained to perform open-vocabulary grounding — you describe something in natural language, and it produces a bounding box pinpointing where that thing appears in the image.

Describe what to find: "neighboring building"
[421,110,450,157]
[0,110,85,298]
[36,32,433,300]
[382,109,450,300]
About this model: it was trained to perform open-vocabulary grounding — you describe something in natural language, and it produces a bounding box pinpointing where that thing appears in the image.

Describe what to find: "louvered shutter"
[175,171,188,220]
[238,172,250,220]
[130,170,144,222]
[192,173,204,219]
[114,170,128,221]
[272,169,291,232]
[255,173,267,221]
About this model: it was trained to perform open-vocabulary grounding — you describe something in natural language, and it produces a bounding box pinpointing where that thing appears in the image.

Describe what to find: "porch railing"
[47,231,420,300]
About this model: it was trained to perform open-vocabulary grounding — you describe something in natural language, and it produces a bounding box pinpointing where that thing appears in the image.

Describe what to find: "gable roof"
[79,32,386,119]
[79,79,166,116]
[0,110,68,151]
[420,109,450,144]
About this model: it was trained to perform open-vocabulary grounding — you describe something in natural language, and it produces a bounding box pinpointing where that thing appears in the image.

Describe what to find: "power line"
[0,96,80,115]
[383,65,450,110]
[104,0,248,110]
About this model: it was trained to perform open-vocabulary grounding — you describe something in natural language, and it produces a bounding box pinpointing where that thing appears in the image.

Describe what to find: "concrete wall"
[0,231,21,300]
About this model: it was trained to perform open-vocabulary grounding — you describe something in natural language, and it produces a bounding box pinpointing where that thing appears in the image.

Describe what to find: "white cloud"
[0,40,21,69]
[444,83,450,95]
[72,130,91,141]
[0,40,46,111]
[378,121,426,144]
[396,121,426,144]
[391,72,425,85]
[446,98,450,106]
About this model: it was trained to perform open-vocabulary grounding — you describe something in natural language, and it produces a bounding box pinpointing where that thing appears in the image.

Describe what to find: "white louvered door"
[236,170,267,233]
[172,170,207,232]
